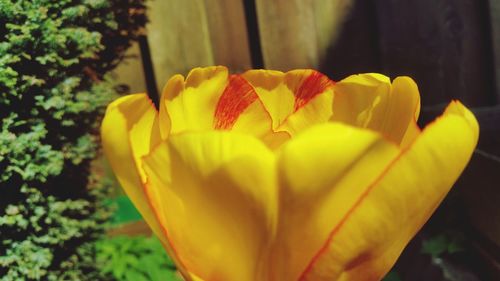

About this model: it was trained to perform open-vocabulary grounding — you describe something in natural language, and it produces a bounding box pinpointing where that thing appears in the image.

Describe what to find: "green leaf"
[422,234,449,258]
[96,235,181,281]
[422,233,465,258]
[125,270,147,281]
[382,271,402,281]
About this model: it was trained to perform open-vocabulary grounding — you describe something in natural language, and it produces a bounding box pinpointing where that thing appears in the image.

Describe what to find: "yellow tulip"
[101,66,478,281]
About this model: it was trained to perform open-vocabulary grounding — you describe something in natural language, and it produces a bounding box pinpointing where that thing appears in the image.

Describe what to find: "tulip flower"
[101,66,478,281]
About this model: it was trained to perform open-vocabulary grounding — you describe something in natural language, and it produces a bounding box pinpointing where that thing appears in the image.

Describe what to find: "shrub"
[96,235,182,281]
[0,0,147,279]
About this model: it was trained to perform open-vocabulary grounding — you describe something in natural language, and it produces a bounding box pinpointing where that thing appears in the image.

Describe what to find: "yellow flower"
[101,66,478,281]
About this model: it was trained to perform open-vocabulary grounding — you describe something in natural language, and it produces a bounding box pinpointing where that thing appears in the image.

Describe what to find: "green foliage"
[0,114,63,182]
[421,233,465,259]
[0,182,113,280]
[96,236,182,281]
[0,0,147,279]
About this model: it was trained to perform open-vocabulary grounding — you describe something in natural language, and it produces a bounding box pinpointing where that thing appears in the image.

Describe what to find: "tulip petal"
[213,75,261,130]
[242,69,334,135]
[213,74,289,148]
[101,94,192,279]
[142,131,277,281]
[165,66,229,134]
[242,69,295,130]
[332,74,421,145]
[101,94,159,228]
[272,123,401,281]
[300,101,478,281]
[158,74,186,139]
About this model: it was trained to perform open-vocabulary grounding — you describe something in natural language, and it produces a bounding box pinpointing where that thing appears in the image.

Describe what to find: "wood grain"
[147,0,214,90]
[112,42,147,94]
[313,0,354,62]
[317,0,382,80]
[255,0,319,70]
[374,0,495,106]
[489,0,500,104]
[204,0,252,72]
[255,0,352,70]
[114,0,253,94]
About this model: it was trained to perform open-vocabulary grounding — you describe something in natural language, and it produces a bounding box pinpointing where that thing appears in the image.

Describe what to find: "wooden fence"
[114,0,353,93]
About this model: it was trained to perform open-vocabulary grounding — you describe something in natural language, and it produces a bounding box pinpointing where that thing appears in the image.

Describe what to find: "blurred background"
[0,0,498,280]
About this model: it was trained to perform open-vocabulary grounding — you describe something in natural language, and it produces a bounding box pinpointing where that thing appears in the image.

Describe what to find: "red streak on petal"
[214,74,258,130]
[294,71,334,111]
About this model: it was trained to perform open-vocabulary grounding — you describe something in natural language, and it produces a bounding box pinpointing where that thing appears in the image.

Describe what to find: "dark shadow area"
[319,0,500,279]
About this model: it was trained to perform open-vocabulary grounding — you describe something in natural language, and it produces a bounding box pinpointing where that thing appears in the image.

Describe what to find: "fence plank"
[112,42,146,94]
[204,0,252,72]
[313,0,354,62]
[374,0,495,107]
[147,0,214,90]
[489,0,500,104]
[317,0,382,80]
[114,0,253,94]
[255,0,352,70]
[255,0,319,70]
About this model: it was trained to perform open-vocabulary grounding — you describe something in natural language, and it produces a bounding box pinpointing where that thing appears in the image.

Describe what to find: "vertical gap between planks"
[138,34,159,108]
[243,0,265,69]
